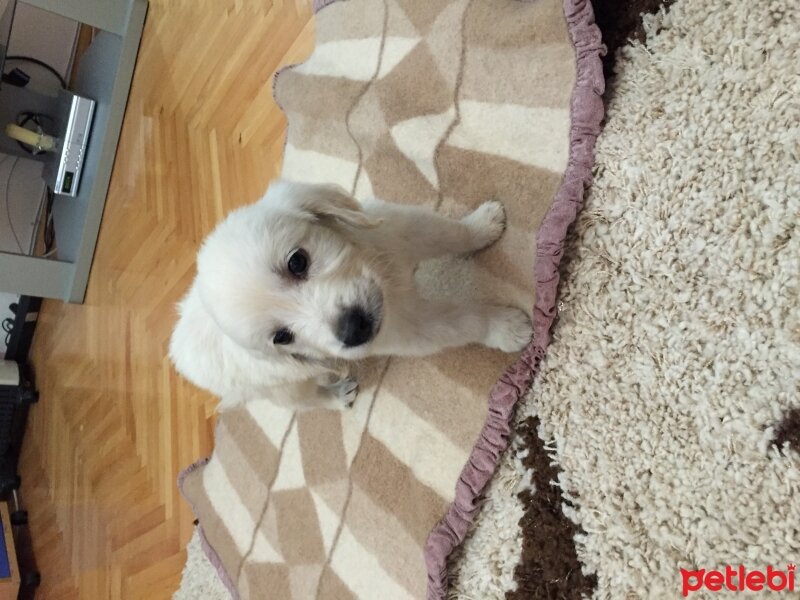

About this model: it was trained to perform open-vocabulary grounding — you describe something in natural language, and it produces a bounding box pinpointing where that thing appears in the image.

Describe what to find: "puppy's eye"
[287,249,309,277]
[273,328,294,345]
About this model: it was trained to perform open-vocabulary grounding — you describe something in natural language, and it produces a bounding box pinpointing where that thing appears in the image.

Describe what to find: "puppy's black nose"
[336,307,375,347]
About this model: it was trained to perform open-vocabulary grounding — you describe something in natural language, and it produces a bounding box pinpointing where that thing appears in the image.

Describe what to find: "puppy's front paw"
[331,376,359,408]
[463,200,507,251]
[485,307,532,353]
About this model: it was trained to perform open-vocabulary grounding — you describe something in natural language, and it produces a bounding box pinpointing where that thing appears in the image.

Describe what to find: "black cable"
[2,303,14,348]
[43,187,55,253]
[5,55,67,89]
[2,317,13,348]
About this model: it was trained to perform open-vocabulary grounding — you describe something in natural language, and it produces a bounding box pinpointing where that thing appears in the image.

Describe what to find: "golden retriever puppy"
[169,180,532,410]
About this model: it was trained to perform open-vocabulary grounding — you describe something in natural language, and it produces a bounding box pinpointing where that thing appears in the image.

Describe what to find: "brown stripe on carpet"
[213,420,272,522]
[363,133,440,205]
[351,434,450,545]
[772,407,800,455]
[317,565,358,600]
[376,42,454,125]
[222,409,282,479]
[314,0,389,43]
[241,562,292,600]
[297,410,349,486]
[507,417,597,600]
[460,44,576,108]
[272,488,327,564]
[463,0,568,48]
[437,146,564,222]
[347,484,427,596]
[289,565,325,599]
[591,0,676,78]
[281,112,360,161]
[377,349,497,452]
[276,73,364,120]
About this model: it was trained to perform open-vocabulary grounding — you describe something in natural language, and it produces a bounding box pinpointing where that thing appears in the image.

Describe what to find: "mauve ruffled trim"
[178,456,242,600]
[423,0,605,596]
[177,0,605,596]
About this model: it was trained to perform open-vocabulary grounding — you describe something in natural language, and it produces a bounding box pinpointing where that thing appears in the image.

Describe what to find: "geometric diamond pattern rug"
[178,0,603,597]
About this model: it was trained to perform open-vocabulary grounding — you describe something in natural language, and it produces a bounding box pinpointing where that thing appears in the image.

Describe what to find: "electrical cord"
[2,301,14,348]
[43,187,56,254]
[4,55,66,89]
[2,316,13,348]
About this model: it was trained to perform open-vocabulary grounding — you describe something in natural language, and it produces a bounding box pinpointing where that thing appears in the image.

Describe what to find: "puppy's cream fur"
[169,180,532,410]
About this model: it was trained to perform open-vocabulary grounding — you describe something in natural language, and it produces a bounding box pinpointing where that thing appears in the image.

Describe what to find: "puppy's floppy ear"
[269,179,382,228]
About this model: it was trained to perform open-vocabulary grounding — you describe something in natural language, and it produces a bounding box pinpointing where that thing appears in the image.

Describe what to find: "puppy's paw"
[485,307,532,353]
[463,200,506,251]
[330,376,359,408]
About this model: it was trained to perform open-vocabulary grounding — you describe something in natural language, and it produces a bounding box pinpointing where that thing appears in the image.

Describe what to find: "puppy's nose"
[336,307,375,347]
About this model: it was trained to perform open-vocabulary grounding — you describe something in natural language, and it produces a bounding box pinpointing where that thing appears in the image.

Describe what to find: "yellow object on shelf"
[4,123,56,152]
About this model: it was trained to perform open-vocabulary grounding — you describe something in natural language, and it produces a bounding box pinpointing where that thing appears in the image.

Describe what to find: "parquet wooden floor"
[20,2,315,598]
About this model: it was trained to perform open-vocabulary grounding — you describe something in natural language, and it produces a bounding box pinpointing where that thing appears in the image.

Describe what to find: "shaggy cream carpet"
[453,0,800,597]
[175,530,230,600]
[176,0,799,596]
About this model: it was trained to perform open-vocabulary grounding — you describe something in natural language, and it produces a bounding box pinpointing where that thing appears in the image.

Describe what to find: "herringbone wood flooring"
[21,2,315,598]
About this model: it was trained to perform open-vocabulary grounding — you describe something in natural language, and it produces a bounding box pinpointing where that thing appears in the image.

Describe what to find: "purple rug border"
[177,0,606,596]
[177,455,242,600]
[423,0,606,596]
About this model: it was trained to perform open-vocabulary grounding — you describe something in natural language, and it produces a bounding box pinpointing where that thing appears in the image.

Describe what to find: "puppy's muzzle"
[336,307,376,347]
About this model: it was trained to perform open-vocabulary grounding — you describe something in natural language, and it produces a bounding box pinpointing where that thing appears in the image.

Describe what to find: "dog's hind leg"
[375,296,532,356]
[360,199,507,261]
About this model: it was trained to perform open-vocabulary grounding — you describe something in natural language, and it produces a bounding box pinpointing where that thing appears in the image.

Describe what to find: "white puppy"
[169,180,532,410]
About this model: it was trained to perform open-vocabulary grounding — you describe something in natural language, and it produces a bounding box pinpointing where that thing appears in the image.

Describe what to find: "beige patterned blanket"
[179,0,603,597]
